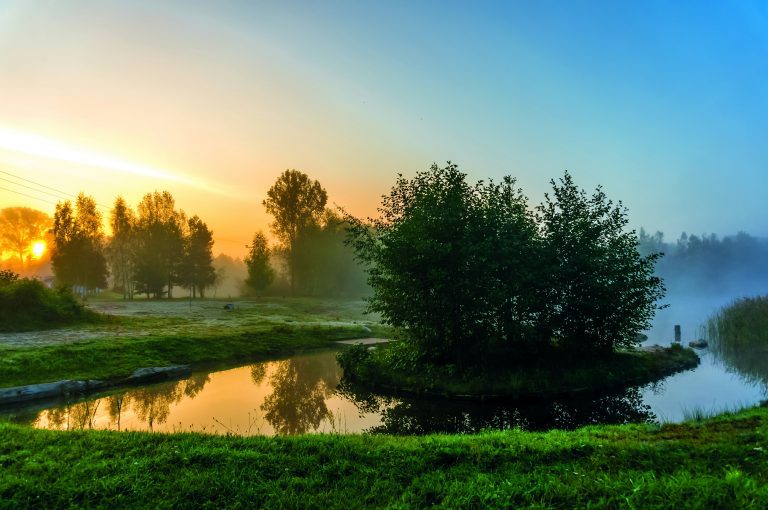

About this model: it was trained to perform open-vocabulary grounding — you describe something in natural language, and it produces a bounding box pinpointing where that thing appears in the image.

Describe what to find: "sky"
[1,0,767,257]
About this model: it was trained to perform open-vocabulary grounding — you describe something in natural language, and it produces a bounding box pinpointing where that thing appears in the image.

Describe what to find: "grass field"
[0,297,386,388]
[1,404,767,508]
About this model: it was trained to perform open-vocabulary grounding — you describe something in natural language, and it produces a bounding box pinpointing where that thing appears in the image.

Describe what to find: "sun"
[31,241,46,259]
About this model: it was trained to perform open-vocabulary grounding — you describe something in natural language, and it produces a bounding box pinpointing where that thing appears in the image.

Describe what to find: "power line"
[0,185,60,207]
[0,176,72,202]
[0,169,110,210]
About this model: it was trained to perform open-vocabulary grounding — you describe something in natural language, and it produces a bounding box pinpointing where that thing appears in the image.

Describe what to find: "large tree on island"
[536,172,665,353]
[346,163,664,369]
[263,170,328,294]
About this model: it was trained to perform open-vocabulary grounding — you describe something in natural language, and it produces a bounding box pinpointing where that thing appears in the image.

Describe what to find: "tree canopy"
[51,194,109,292]
[346,163,664,368]
[263,170,328,293]
[244,231,275,294]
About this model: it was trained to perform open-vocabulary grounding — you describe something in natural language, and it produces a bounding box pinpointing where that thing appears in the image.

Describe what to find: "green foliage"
[293,210,368,296]
[347,164,665,369]
[340,341,698,398]
[133,191,186,298]
[1,406,768,508]
[263,169,328,293]
[51,194,109,291]
[244,231,275,294]
[537,172,665,353]
[106,196,137,299]
[0,277,96,332]
[178,215,216,298]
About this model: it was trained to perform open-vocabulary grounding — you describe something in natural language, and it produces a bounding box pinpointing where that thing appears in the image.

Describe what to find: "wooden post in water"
[674,325,681,343]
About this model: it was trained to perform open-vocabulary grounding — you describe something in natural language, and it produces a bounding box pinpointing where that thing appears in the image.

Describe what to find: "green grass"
[1,405,767,508]
[339,342,700,399]
[0,297,389,388]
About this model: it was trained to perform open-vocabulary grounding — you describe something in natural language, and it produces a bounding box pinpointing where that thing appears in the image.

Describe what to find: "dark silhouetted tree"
[244,231,274,294]
[537,172,665,353]
[179,215,216,298]
[263,170,327,294]
[133,191,185,299]
[51,194,109,293]
[107,196,137,299]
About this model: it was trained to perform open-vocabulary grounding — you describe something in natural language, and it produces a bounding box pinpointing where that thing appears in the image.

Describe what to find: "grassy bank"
[1,405,767,508]
[0,298,385,388]
[339,343,699,399]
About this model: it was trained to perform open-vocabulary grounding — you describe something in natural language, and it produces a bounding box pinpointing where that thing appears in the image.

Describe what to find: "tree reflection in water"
[337,381,656,435]
[31,373,211,431]
[709,329,768,394]
[260,353,341,435]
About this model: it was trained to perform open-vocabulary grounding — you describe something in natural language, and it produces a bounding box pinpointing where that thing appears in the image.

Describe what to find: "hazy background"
[1,0,767,259]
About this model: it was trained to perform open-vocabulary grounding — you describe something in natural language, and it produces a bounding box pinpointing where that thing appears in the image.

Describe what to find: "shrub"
[0,276,96,332]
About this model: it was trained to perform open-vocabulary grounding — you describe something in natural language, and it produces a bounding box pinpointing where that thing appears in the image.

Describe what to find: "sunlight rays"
[0,125,232,196]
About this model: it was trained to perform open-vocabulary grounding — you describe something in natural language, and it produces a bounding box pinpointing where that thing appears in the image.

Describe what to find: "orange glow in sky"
[31,241,46,259]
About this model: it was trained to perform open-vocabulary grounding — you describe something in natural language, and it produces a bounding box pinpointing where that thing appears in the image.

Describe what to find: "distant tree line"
[42,171,367,299]
[637,229,768,295]
[51,191,215,299]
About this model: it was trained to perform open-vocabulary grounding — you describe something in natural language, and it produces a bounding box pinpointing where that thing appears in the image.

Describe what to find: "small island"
[340,164,698,398]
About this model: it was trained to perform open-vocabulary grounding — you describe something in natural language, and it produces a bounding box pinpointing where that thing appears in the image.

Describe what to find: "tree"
[179,215,216,298]
[292,209,368,296]
[133,191,185,298]
[346,163,518,367]
[107,196,137,299]
[51,194,109,292]
[244,231,274,294]
[0,207,51,271]
[346,164,664,370]
[536,172,665,353]
[263,170,328,293]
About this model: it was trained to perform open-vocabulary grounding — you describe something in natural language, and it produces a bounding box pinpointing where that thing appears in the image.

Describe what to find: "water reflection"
[8,351,362,436]
[261,354,339,434]
[3,339,766,436]
[337,382,655,434]
[31,373,212,432]
[708,316,768,393]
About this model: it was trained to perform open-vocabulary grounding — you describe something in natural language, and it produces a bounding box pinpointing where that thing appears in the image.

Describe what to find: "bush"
[0,275,96,332]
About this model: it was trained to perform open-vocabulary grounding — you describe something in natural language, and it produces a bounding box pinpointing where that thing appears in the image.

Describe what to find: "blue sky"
[1,0,766,254]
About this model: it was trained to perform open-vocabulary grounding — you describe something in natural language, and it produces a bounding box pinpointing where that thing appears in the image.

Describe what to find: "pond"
[2,294,766,436]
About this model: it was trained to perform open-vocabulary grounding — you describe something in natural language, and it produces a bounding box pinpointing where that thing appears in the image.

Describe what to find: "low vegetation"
[707,296,768,388]
[338,342,699,398]
[0,297,383,388]
[0,271,99,332]
[1,405,767,508]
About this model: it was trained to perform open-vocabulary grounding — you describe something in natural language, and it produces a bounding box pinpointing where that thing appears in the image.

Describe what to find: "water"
[2,294,766,436]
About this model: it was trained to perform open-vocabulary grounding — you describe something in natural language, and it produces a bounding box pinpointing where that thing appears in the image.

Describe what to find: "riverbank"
[1,404,766,508]
[0,298,386,389]
[339,343,700,400]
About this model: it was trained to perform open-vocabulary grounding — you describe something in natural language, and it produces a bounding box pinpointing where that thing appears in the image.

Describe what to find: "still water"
[2,296,766,436]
